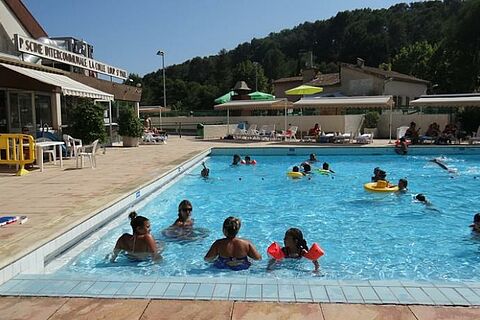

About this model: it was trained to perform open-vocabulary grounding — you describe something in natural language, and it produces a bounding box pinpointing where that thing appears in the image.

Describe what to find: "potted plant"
[364,111,380,137]
[118,106,144,147]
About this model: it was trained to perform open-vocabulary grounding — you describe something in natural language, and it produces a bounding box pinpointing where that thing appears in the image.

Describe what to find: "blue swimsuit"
[214,256,251,271]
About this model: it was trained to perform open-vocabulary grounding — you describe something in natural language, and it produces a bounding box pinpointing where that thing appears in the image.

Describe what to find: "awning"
[1,63,114,101]
[294,95,394,108]
[139,106,171,113]
[214,99,294,111]
[410,95,480,107]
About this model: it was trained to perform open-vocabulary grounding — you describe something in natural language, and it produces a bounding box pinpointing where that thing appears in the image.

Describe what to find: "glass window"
[35,94,52,129]
[9,92,33,133]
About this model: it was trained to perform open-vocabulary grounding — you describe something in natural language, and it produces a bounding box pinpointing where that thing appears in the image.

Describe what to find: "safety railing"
[0,134,36,176]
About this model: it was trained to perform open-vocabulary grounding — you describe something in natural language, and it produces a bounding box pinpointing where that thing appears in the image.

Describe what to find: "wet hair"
[322,162,329,170]
[223,216,241,238]
[128,211,149,234]
[415,194,426,202]
[474,213,480,223]
[399,179,408,188]
[177,199,193,221]
[201,162,209,177]
[285,228,308,252]
[301,162,311,172]
[232,154,241,165]
[309,153,317,161]
[293,166,300,172]
[245,155,251,162]
[373,167,380,174]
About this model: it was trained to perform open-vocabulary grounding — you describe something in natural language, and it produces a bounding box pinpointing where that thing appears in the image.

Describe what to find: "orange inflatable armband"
[267,242,285,260]
[240,160,246,164]
[250,160,257,165]
[303,243,324,260]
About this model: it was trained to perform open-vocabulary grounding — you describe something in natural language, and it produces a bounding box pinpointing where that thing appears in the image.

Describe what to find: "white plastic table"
[35,141,65,172]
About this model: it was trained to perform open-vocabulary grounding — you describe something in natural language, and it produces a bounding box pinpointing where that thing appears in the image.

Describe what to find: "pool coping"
[2,145,480,305]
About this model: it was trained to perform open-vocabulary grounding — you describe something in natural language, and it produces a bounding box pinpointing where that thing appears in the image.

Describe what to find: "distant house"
[273,58,429,108]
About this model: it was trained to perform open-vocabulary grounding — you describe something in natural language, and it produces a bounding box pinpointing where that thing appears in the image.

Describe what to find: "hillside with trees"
[134,0,480,113]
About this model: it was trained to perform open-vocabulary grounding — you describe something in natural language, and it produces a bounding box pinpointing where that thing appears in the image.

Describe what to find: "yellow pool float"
[364,180,399,192]
[287,171,304,179]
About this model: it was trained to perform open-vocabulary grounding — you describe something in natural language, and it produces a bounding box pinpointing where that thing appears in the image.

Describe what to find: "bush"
[118,106,143,138]
[70,99,106,144]
[364,111,380,128]
[457,108,480,134]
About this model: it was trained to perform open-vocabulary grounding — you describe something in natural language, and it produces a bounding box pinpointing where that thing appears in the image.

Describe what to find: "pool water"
[59,153,480,281]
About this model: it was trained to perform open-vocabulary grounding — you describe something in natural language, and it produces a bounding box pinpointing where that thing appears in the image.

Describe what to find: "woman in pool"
[110,211,161,262]
[204,216,262,271]
[267,228,320,272]
[172,200,194,227]
[322,162,335,173]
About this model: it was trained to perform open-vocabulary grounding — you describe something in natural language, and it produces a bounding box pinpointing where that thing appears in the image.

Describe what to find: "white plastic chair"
[76,139,99,168]
[468,126,480,144]
[36,137,56,164]
[63,134,83,158]
[396,126,409,140]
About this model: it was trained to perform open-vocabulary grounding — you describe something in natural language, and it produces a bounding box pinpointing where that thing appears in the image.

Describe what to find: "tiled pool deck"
[2,137,480,318]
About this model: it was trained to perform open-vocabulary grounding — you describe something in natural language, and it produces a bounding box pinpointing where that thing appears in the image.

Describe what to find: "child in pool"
[110,211,161,262]
[397,178,408,192]
[201,162,209,178]
[267,228,320,272]
[470,213,480,233]
[204,216,262,270]
[232,154,242,165]
[322,162,335,173]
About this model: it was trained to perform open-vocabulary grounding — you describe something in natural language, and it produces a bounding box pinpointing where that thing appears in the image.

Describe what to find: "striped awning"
[294,96,394,108]
[214,99,295,111]
[1,63,114,101]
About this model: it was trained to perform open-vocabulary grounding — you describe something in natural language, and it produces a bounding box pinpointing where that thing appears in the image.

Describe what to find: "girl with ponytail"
[110,211,161,262]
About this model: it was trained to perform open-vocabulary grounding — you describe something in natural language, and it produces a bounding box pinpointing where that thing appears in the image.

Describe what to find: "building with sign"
[0,0,141,134]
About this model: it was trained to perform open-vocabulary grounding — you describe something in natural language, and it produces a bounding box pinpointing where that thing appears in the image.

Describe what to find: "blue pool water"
[60,153,480,281]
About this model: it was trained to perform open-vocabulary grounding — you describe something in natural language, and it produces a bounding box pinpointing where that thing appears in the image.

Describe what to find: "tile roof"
[307,73,340,86]
[4,0,48,38]
[341,63,429,84]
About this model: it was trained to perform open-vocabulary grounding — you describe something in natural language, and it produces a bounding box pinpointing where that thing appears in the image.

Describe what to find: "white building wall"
[0,0,31,39]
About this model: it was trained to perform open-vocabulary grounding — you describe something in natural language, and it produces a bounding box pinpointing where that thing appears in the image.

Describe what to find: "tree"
[392,41,437,80]
[70,99,106,144]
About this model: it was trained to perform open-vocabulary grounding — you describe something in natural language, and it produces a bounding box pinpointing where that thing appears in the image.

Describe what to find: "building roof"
[273,76,303,84]
[4,0,48,38]
[307,73,340,86]
[341,63,429,85]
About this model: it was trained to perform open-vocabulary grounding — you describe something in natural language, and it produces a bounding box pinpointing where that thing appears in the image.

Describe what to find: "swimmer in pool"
[110,211,161,262]
[201,162,209,178]
[204,216,261,271]
[470,213,480,233]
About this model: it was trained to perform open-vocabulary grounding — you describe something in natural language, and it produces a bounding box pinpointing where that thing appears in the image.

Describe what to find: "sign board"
[14,34,128,80]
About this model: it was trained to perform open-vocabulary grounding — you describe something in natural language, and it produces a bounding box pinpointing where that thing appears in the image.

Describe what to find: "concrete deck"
[0,137,477,318]
[0,297,479,320]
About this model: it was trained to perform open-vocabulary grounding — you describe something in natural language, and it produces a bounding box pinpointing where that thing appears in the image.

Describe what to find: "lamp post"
[383,77,394,144]
[156,50,166,130]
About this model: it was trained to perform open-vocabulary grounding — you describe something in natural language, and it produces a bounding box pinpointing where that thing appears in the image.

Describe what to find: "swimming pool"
[55,151,480,282]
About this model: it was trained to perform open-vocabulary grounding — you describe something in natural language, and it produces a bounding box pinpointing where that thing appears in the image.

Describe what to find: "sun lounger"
[355,133,374,144]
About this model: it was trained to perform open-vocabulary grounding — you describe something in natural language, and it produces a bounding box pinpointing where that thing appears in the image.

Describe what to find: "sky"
[23,0,412,76]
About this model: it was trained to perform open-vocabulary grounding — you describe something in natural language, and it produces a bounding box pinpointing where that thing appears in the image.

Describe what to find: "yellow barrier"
[0,134,36,176]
